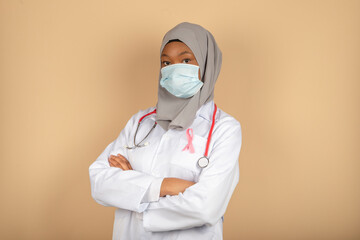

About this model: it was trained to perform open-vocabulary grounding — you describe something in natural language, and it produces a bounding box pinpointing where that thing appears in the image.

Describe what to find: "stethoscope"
[124,103,217,168]
[124,109,158,149]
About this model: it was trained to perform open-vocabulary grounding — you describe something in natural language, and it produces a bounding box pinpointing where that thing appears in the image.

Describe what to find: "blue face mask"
[160,63,203,98]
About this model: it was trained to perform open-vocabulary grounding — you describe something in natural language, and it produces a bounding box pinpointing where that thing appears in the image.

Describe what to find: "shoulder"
[127,106,156,123]
[210,107,242,151]
[215,107,242,132]
[211,106,242,144]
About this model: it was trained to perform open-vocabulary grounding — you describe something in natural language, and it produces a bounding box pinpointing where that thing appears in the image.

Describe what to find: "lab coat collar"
[147,100,217,123]
[196,100,217,122]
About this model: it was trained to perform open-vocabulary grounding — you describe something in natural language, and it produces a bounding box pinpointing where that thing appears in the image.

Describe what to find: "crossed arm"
[91,116,242,232]
[108,154,195,197]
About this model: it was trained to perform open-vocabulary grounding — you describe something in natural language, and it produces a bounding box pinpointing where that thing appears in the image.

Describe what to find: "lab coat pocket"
[169,134,207,182]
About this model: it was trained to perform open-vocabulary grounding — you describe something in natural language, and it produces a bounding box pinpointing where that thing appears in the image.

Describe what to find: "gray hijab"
[155,22,222,131]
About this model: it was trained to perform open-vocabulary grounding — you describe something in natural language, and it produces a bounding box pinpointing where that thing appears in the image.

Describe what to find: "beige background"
[1,0,359,239]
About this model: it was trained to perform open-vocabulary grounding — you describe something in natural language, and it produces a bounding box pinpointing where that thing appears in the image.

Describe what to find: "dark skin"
[161,41,202,81]
[108,154,195,197]
[108,41,200,197]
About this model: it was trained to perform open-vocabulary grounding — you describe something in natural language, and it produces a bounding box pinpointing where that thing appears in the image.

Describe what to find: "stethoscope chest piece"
[197,156,209,168]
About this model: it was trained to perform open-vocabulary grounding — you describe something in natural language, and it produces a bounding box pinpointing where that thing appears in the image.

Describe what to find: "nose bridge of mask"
[161,63,199,78]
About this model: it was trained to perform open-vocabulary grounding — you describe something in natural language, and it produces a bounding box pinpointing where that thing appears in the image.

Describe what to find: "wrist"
[160,178,170,197]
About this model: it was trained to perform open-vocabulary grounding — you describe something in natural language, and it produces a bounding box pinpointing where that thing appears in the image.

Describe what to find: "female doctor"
[89,22,242,240]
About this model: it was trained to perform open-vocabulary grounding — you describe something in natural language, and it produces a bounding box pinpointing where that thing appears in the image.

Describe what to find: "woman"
[89,22,242,240]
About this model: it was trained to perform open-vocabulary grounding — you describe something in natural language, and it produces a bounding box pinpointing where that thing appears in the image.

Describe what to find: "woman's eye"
[162,61,170,66]
[182,59,191,64]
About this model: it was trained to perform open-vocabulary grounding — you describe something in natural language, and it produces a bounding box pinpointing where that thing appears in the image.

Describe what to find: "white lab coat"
[89,100,242,240]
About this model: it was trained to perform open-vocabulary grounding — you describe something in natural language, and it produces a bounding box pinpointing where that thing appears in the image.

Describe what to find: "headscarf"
[155,22,222,131]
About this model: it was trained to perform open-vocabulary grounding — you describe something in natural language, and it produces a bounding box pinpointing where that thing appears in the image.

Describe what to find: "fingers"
[109,157,128,170]
[126,161,133,170]
[108,157,122,168]
[120,154,133,170]
[108,156,128,170]
[116,154,133,170]
[108,160,118,168]
[108,154,133,170]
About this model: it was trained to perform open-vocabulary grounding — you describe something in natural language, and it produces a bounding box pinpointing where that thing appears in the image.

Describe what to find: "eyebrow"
[161,51,193,57]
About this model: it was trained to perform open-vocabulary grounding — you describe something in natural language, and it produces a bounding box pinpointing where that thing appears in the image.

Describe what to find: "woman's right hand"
[108,154,133,170]
[160,178,195,197]
[108,154,194,197]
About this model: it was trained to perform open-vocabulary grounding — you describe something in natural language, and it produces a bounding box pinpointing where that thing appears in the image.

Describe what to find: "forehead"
[161,41,194,55]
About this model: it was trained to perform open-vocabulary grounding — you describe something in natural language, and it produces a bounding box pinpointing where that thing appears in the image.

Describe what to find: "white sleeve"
[140,177,164,203]
[142,121,242,232]
[89,112,163,213]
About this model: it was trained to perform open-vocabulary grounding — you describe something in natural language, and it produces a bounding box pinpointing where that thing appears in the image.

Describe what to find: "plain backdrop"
[0,0,359,239]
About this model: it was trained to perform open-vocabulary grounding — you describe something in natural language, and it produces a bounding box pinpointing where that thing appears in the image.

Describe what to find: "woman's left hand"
[108,154,133,170]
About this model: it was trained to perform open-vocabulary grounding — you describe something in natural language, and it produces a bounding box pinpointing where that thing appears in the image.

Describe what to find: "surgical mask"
[160,63,203,98]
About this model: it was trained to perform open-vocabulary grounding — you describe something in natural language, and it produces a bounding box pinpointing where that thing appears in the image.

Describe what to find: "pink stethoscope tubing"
[125,103,217,168]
